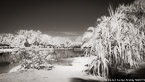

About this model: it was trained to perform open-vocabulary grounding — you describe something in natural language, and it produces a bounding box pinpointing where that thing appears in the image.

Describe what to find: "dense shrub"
[11,48,53,70]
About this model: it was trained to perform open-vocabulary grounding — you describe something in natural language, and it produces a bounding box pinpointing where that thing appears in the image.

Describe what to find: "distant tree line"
[0,30,83,48]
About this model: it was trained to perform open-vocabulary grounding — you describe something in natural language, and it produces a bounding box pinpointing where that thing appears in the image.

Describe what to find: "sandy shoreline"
[0,57,104,82]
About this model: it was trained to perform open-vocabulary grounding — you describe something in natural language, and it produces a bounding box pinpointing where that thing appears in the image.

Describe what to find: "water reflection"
[52,49,83,59]
[0,53,13,63]
[48,49,83,65]
[0,49,84,73]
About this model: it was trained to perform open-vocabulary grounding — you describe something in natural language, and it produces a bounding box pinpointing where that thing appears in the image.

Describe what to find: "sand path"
[0,57,100,82]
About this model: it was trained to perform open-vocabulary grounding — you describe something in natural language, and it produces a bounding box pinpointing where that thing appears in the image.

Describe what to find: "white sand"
[0,57,104,82]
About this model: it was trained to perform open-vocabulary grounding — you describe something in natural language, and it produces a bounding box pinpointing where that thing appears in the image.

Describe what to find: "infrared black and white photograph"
[0,0,145,82]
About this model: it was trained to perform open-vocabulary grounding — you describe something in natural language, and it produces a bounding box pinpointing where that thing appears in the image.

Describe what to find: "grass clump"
[82,0,145,77]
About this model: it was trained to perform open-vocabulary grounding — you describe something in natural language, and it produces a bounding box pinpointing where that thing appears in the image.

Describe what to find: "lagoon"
[0,49,84,74]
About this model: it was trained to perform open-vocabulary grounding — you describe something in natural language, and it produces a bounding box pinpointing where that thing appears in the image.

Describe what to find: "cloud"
[46,31,82,36]
[59,32,80,36]
[45,31,83,41]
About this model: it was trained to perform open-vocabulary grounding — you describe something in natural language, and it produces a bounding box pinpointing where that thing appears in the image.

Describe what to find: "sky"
[0,0,134,38]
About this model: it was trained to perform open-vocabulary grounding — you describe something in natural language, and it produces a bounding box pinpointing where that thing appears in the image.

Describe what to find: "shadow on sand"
[69,78,104,82]
[70,66,145,82]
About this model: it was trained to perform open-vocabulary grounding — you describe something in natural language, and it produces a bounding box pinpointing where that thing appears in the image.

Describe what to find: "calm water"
[48,49,84,65]
[0,49,84,74]
[51,49,83,59]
